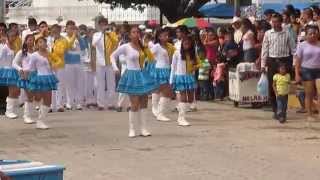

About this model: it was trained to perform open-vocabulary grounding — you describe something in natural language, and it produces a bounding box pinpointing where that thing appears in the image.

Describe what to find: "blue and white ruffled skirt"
[144,61,156,75]
[0,68,19,87]
[117,69,159,95]
[171,74,197,91]
[150,67,171,85]
[17,71,37,89]
[28,73,59,92]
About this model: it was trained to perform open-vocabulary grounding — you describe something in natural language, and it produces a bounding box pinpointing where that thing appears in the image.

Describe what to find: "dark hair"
[79,24,87,31]
[129,25,145,51]
[271,13,283,22]
[66,20,75,27]
[38,21,47,27]
[278,63,287,71]
[303,8,313,19]
[22,34,34,57]
[305,25,319,33]
[181,34,196,63]
[0,23,7,32]
[177,25,189,35]
[28,18,37,26]
[154,28,167,44]
[8,23,18,30]
[285,4,295,15]
[98,17,108,25]
[51,24,61,30]
[35,36,47,46]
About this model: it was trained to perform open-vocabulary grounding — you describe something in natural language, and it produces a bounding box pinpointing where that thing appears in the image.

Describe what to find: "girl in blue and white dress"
[12,34,36,124]
[0,30,20,119]
[150,28,176,121]
[111,26,159,138]
[27,37,59,130]
[170,35,201,126]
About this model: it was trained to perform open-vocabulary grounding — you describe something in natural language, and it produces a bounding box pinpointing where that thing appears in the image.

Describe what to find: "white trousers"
[96,65,117,108]
[65,64,84,107]
[84,71,97,105]
[52,68,66,109]
[118,93,129,108]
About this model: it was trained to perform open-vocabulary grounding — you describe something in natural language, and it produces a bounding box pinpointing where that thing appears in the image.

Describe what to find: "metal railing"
[7,0,31,8]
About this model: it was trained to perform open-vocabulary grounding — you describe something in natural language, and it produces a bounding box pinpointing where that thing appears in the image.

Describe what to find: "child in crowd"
[273,64,291,123]
[213,58,226,101]
[197,49,211,101]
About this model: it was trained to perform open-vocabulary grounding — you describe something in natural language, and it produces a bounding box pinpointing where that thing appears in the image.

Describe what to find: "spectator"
[295,25,320,121]
[241,18,257,63]
[273,63,291,123]
[261,13,296,119]
[232,16,243,45]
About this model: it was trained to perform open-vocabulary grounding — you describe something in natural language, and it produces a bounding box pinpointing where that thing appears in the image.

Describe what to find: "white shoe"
[36,120,49,130]
[177,103,191,126]
[5,97,18,119]
[140,109,152,137]
[5,112,18,119]
[24,117,35,124]
[178,117,191,126]
[128,111,138,138]
[76,104,83,110]
[157,114,171,122]
[157,97,171,122]
[23,102,35,124]
[141,129,151,137]
[151,93,160,117]
[36,105,50,130]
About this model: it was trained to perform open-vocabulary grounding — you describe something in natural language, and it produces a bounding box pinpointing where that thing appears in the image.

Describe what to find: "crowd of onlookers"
[1,4,320,125]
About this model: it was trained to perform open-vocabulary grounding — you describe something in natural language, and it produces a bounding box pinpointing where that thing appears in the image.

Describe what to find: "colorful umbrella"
[174,17,211,28]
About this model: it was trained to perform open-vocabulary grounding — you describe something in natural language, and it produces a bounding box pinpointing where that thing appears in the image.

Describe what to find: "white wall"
[32,0,96,7]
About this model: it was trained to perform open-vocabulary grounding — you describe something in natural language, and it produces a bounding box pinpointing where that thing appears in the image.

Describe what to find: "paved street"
[1,101,320,180]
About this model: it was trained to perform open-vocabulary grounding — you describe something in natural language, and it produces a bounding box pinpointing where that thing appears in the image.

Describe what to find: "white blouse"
[12,50,32,71]
[171,51,189,76]
[151,43,170,69]
[28,52,54,76]
[0,44,15,69]
[111,43,143,71]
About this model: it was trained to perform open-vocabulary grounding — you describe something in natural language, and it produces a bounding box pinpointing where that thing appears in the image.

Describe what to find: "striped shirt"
[261,28,296,68]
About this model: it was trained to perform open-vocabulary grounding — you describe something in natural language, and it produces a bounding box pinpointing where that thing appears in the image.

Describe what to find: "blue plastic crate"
[0,160,65,180]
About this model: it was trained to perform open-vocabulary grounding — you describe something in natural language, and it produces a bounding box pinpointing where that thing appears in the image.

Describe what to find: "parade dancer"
[111,26,159,138]
[0,30,20,119]
[28,37,59,129]
[63,20,83,110]
[49,24,76,112]
[170,35,201,126]
[92,17,119,111]
[150,28,175,121]
[12,34,36,124]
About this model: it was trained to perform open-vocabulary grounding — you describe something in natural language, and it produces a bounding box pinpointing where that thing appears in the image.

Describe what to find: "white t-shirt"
[151,43,171,68]
[111,43,143,71]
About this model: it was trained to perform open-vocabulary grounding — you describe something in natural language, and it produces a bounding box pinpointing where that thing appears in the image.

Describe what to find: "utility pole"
[0,0,5,23]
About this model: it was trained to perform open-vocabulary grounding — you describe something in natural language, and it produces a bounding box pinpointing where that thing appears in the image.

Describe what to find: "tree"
[92,0,210,22]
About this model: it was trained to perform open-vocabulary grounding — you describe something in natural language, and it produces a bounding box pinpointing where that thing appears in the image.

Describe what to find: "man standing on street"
[261,13,296,119]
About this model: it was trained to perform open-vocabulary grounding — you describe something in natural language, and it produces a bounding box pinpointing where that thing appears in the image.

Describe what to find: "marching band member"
[28,37,59,129]
[111,26,159,138]
[63,20,83,110]
[0,30,20,119]
[92,17,119,111]
[151,28,175,121]
[12,34,36,124]
[79,25,96,107]
[49,24,76,112]
[170,35,201,126]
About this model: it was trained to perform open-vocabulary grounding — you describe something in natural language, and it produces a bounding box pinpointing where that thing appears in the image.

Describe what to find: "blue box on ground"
[0,160,65,180]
